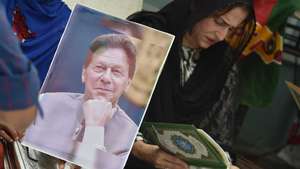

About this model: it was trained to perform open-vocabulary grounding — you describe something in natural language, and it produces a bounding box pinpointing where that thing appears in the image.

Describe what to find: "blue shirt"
[4,0,71,83]
[0,2,40,111]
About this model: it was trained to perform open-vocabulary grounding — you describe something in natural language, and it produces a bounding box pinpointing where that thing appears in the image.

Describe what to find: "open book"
[286,81,300,110]
[141,122,231,169]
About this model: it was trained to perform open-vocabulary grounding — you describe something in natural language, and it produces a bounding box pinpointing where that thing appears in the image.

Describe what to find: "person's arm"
[0,106,36,142]
[0,2,39,141]
[132,140,240,169]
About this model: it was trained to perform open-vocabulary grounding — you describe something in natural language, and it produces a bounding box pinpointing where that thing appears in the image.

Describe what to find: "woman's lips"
[206,37,216,44]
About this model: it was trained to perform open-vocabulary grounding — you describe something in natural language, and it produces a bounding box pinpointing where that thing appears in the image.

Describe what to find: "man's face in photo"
[82,47,131,105]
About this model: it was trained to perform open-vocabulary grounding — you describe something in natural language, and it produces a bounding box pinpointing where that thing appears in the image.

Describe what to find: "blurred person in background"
[3,0,70,83]
[0,0,39,148]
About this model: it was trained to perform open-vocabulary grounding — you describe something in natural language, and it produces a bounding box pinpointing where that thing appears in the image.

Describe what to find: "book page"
[285,81,300,110]
[197,129,231,169]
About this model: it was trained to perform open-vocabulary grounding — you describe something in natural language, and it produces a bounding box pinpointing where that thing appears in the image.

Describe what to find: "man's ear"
[125,78,132,91]
[81,68,86,84]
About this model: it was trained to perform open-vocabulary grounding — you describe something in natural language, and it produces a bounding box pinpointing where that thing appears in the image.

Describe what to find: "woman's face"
[184,6,248,49]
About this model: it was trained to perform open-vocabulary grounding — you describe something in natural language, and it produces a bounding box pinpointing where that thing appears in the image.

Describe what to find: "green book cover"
[141,122,230,169]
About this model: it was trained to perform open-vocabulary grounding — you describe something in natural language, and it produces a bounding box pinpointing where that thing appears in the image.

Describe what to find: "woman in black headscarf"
[126,0,256,169]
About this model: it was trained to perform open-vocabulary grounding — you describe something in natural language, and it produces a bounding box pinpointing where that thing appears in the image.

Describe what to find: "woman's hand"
[132,140,189,169]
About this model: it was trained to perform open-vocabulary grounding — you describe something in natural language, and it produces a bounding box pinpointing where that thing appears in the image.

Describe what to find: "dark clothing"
[126,0,255,168]
[4,0,70,83]
[0,1,39,110]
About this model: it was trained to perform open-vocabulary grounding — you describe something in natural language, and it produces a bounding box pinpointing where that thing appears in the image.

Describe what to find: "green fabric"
[236,1,300,154]
[267,0,300,32]
[239,54,280,107]
[238,0,300,107]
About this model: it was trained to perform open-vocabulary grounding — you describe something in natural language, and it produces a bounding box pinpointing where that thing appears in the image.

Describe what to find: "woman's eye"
[214,17,226,26]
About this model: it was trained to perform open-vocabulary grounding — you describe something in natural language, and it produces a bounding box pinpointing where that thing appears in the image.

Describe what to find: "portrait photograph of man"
[21,4,174,169]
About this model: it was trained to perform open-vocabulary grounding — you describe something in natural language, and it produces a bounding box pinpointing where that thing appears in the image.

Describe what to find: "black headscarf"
[129,0,256,128]
[126,1,256,169]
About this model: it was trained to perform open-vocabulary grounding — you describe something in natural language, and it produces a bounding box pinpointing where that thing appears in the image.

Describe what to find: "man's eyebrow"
[109,64,125,69]
[94,63,104,66]
[111,65,122,69]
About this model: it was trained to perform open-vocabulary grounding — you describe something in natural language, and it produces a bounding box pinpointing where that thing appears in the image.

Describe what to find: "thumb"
[57,160,65,169]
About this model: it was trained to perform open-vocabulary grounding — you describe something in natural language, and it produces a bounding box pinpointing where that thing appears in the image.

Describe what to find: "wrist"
[82,126,104,147]
[132,140,159,164]
[132,140,145,157]
[84,120,105,127]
